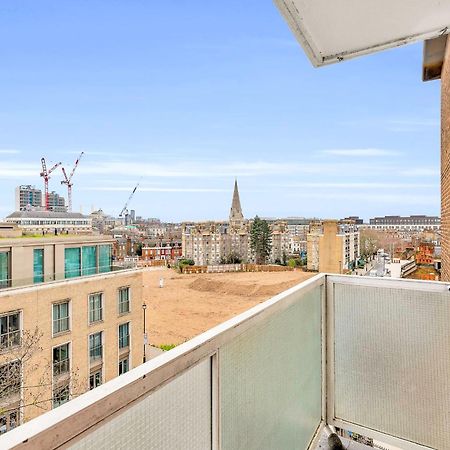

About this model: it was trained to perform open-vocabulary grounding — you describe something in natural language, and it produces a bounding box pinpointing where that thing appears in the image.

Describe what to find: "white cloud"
[320,148,399,157]
[0,149,21,154]
[81,186,229,193]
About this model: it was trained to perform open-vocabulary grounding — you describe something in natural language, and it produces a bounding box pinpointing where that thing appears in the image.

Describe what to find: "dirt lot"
[142,268,314,346]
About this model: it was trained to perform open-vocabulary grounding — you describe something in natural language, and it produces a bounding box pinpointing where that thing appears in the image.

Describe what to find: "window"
[82,246,97,276]
[99,245,112,273]
[53,343,70,376]
[118,323,129,349]
[89,369,102,390]
[53,302,70,335]
[118,357,129,375]
[0,251,10,288]
[0,408,19,435]
[89,332,103,362]
[88,293,103,323]
[118,287,130,314]
[0,361,21,398]
[0,312,20,350]
[65,248,81,278]
[53,384,69,408]
[33,248,44,283]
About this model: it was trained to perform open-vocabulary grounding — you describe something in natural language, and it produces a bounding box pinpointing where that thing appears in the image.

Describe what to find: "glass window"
[99,245,112,273]
[53,343,70,376]
[118,287,130,314]
[0,361,21,397]
[118,357,129,375]
[53,302,70,335]
[0,252,10,288]
[33,248,44,284]
[89,332,103,361]
[88,293,103,323]
[82,246,97,276]
[89,369,102,390]
[0,408,19,435]
[0,313,20,349]
[118,323,129,349]
[64,248,81,278]
[53,384,69,408]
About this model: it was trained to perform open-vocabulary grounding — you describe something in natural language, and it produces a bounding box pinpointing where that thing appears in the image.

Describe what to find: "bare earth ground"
[142,268,314,346]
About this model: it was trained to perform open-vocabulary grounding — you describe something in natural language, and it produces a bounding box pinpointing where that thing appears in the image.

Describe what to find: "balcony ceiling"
[274,0,450,66]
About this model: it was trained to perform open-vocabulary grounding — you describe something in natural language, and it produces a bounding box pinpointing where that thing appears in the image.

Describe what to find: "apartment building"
[307,220,360,273]
[368,215,440,231]
[5,211,92,235]
[47,191,66,213]
[0,268,144,432]
[0,236,114,288]
[15,186,42,211]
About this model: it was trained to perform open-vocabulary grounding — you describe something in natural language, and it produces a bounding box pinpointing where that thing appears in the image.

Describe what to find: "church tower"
[229,179,244,226]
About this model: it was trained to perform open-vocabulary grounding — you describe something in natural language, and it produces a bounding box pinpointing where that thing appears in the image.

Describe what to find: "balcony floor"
[315,430,373,450]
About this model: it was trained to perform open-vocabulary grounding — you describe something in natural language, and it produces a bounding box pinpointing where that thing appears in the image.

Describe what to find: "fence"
[182,263,294,274]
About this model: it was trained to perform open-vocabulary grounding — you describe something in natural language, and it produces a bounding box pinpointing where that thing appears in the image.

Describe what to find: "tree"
[250,216,272,265]
[0,327,82,434]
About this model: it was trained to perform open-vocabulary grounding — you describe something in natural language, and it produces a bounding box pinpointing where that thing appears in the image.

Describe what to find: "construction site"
[142,267,314,346]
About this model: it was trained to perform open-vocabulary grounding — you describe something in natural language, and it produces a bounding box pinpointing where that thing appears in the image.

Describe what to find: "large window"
[89,332,103,362]
[99,245,112,273]
[88,293,103,324]
[33,248,44,283]
[53,302,70,335]
[53,343,70,377]
[0,251,10,288]
[53,384,69,408]
[118,357,129,375]
[0,312,20,350]
[118,287,130,314]
[118,323,129,349]
[64,248,81,278]
[82,246,97,276]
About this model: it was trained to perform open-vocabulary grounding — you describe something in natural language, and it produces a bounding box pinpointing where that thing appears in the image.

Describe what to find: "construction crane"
[119,182,139,225]
[61,151,84,212]
[40,158,62,211]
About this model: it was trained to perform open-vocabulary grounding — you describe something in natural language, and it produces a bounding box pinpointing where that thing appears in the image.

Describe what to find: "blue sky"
[0,1,440,222]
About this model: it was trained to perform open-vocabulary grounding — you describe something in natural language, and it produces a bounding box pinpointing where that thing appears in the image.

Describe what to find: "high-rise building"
[15,185,42,211]
[47,191,67,212]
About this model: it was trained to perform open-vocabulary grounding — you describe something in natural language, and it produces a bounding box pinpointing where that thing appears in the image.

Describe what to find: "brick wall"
[441,36,450,280]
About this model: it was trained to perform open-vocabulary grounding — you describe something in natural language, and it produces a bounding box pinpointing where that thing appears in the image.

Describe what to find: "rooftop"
[6,211,89,219]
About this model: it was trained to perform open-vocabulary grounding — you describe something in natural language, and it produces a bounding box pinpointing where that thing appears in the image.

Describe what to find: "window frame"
[88,292,104,324]
[117,286,131,315]
[0,311,21,351]
[118,356,129,376]
[118,322,130,350]
[52,342,70,378]
[89,331,103,363]
[52,300,71,337]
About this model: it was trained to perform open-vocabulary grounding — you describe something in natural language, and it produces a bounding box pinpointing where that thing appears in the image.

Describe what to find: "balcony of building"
[0,273,447,449]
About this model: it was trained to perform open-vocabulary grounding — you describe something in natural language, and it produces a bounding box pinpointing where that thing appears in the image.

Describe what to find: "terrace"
[0,273,447,449]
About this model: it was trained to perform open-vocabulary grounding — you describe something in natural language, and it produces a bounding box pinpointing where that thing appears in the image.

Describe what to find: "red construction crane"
[61,151,84,212]
[40,158,62,211]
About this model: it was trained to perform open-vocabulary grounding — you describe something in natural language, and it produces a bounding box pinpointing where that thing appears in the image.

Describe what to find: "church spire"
[229,179,244,226]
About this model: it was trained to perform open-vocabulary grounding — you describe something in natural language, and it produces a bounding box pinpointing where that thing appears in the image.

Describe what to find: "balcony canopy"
[274,0,450,67]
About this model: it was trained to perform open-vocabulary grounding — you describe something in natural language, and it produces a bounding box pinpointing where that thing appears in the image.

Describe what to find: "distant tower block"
[229,179,244,227]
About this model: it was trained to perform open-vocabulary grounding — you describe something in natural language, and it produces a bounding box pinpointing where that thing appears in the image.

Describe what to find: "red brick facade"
[441,36,450,281]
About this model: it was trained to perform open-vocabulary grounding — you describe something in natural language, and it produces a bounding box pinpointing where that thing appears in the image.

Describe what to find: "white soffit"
[274,0,450,67]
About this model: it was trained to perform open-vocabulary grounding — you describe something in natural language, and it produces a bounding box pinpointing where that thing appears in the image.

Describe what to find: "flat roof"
[0,235,114,246]
[274,0,450,66]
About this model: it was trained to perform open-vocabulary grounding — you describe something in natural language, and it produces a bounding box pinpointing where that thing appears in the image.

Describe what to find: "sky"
[0,1,441,222]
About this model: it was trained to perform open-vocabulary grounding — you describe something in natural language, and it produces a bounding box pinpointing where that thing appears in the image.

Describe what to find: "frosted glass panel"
[69,358,211,450]
[333,283,450,450]
[220,285,322,450]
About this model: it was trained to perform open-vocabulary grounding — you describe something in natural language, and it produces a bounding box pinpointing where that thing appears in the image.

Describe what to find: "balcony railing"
[1,274,449,449]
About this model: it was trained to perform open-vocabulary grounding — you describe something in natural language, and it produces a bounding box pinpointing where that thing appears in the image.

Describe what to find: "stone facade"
[0,269,144,429]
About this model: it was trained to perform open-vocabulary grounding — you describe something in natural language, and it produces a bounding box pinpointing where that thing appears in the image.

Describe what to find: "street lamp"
[142,303,147,363]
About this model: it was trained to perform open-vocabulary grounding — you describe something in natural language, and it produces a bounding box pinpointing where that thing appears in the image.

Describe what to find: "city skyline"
[0,1,440,221]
